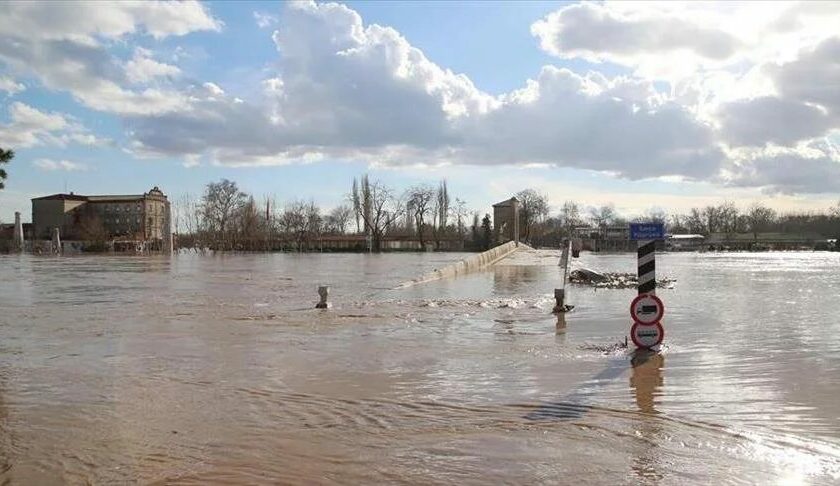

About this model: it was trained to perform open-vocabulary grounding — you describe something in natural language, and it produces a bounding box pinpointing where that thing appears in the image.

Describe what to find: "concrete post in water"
[51,227,61,254]
[553,239,574,313]
[13,211,24,252]
[571,238,582,258]
[553,288,566,312]
[316,285,331,309]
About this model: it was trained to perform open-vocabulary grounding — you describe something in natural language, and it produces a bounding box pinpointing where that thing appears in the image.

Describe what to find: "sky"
[1,0,840,223]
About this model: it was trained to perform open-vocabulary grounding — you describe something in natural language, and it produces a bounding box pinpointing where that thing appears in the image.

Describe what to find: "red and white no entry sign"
[630,293,664,325]
[630,321,664,349]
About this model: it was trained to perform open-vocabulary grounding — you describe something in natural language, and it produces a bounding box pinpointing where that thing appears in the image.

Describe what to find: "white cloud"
[717,96,833,146]
[0,102,105,148]
[0,76,25,95]
[253,11,278,29]
[125,48,181,83]
[0,102,67,147]
[0,1,217,115]
[531,3,740,68]
[724,146,840,194]
[32,159,88,172]
[6,0,840,196]
[0,1,220,43]
[127,1,718,180]
[531,2,840,81]
[772,37,840,115]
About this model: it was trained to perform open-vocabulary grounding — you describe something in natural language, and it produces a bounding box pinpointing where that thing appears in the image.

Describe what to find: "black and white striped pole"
[629,223,665,350]
[637,239,656,296]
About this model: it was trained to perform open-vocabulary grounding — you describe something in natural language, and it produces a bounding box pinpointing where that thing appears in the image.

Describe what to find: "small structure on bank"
[492,197,521,245]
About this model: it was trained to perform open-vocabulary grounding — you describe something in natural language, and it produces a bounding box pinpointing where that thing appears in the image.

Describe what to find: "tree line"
[173,176,840,251]
[517,200,840,248]
[173,176,495,252]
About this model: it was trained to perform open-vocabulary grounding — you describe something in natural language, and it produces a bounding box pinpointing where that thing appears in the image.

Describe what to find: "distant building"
[571,224,634,251]
[667,234,706,251]
[705,232,828,250]
[31,187,171,248]
[601,225,629,240]
[572,225,597,239]
[492,197,521,244]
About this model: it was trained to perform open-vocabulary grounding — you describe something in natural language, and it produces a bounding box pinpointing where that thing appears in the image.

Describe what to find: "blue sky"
[2,1,839,223]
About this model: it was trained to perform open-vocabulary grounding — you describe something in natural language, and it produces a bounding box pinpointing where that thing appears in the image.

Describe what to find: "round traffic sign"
[630,293,664,325]
[630,321,664,349]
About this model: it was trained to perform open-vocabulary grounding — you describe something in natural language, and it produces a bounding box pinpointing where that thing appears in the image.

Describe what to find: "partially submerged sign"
[630,322,664,349]
[630,293,664,325]
[629,223,665,241]
[629,222,666,350]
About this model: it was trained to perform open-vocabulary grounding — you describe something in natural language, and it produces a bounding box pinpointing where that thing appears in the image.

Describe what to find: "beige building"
[32,187,170,246]
[492,197,521,244]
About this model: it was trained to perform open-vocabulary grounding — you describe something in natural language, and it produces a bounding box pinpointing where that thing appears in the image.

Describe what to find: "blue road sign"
[629,223,665,240]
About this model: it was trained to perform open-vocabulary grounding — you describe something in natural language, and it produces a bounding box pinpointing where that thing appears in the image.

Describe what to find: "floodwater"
[1,250,840,484]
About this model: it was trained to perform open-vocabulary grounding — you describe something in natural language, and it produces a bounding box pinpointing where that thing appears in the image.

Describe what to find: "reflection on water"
[631,350,664,414]
[0,251,839,483]
[630,350,665,483]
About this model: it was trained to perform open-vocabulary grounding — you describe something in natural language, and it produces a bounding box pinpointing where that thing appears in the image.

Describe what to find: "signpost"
[629,222,666,350]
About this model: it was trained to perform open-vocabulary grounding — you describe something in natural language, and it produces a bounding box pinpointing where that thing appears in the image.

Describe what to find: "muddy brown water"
[1,250,839,484]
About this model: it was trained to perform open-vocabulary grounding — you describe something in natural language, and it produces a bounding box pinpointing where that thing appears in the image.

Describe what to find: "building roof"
[492,197,519,207]
[31,193,88,201]
[32,187,166,203]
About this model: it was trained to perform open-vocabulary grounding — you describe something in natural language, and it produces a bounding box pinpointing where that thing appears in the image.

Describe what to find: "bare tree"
[238,196,261,246]
[471,211,480,247]
[829,200,840,219]
[351,178,361,234]
[280,200,321,250]
[201,179,248,248]
[685,207,705,234]
[325,205,353,234]
[349,175,403,252]
[746,203,776,235]
[406,184,434,247]
[172,193,204,250]
[453,198,468,239]
[432,180,450,249]
[588,204,617,227]
[516,189,549,243]
[559,200,582,237]
[641,207,668,225]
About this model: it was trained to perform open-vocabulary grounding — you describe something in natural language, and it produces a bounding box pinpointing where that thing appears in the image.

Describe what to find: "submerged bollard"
[553,288,572,313]
[13,211,24,252]
[553,239,574,313]
[51,227,61,254]
[315,285,331,309]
